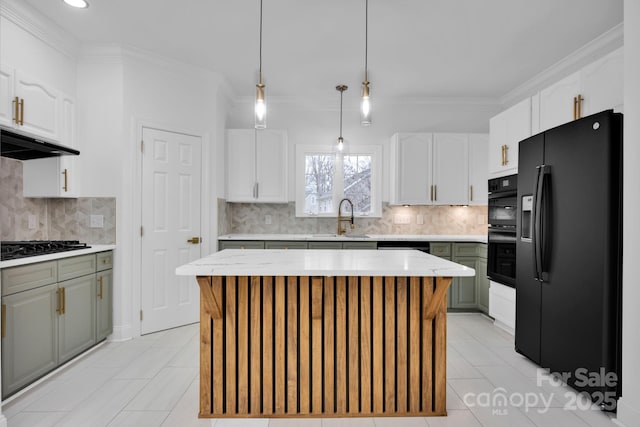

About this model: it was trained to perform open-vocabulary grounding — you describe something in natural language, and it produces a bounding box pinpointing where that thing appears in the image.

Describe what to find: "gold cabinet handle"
[573,95,584,120]
[2,304,6,339]
[501,145,509,166]
[12,96,19,125]
[500,145,505,166]
[430,185,434,201]
[98,276,103,300]
[19,98,24,125]
[62,169,69,192]
[56,288,62,314]
[469,185,474,202]
[434,185,437,202]
[187,237,201,244]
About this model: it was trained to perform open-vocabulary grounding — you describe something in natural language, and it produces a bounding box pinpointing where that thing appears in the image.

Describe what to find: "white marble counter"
[218,233,487,243]
[176,249,475,277]
[0,245,116,269]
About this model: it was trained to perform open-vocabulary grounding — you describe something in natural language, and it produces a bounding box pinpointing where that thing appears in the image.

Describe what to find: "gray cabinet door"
[58,275,96,364]
[96,269,113,342]
[477,258,489,313]
[2,283,58,397]
[451,257,478,309]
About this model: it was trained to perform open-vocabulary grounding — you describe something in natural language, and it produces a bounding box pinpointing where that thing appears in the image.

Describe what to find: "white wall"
[227,97,500,201]
[77,46,227,340]
[618,1,640,426]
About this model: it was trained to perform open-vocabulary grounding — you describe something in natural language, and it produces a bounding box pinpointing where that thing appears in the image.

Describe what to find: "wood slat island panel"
[196,274,452,418]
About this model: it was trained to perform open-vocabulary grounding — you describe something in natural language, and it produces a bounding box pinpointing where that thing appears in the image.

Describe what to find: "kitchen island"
[175,249,474,419]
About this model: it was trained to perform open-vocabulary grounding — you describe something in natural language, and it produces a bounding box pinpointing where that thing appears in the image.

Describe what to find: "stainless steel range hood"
[1,128,79,160]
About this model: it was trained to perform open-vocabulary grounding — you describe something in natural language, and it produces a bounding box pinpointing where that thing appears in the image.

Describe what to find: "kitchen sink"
[310,233,370,239]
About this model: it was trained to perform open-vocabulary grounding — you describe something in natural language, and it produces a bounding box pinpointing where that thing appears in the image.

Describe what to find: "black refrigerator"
[515,109,623,410]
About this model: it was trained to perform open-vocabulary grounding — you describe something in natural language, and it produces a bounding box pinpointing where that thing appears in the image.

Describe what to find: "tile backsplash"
[1,157,116,243]
[219,200,488,236]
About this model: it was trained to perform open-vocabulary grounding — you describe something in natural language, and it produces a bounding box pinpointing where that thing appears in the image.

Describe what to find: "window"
[296,145,381,217]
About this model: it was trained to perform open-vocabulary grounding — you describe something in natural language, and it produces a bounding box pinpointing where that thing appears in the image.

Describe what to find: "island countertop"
[175,248,475,277]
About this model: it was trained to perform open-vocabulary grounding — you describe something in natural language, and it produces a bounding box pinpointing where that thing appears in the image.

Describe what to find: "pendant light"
[336,85,348,151]
[255,0,266,129]
[360,0,371,126]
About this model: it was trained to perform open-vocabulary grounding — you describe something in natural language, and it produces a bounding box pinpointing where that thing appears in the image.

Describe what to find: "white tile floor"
[2,313,619,427]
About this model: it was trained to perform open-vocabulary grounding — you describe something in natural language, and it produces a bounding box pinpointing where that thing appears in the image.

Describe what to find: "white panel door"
[141,127,202,334]
[432,133,468,205]
[392,133,432,205]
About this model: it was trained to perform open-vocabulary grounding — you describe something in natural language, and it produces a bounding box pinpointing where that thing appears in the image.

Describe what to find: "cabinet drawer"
[308,242,343,250]
[1,261,58,296]
[430,243,451,257]
[264,241,308,250]
[58,254,96,282]
[96,251,113,271]
[453,243,486,258]
[219,241,265,250]
[342,241,378,250]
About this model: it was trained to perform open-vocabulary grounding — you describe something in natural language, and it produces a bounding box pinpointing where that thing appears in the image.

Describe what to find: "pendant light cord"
[364,0,368,78]
[259,0,263,75]
[339,89,343,138]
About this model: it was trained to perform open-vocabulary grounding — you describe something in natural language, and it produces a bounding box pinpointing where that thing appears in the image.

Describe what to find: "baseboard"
[616,398,640,427]
[493,319,515,336]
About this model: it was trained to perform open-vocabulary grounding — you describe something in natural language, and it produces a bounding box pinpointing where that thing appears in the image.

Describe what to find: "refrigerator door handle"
[533,164,551,282]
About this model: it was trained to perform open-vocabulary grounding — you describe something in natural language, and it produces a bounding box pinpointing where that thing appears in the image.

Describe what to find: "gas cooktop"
[0,240,91,261]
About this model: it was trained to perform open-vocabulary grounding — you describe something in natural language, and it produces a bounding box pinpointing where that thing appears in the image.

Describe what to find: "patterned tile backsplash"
[1,157,116,243]
[219,200,488,236]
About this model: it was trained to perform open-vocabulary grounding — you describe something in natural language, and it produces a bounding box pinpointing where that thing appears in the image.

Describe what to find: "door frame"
[131,119,212,338]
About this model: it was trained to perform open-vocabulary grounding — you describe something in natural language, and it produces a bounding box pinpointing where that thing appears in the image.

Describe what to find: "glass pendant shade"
[255,78,266,129]
[337,137,345,151]
[360,80,371,126]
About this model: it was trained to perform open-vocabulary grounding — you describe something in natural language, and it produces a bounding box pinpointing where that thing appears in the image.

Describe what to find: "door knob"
[187,237,201,244]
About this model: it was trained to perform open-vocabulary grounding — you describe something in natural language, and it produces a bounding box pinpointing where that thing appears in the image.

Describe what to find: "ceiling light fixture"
[336,85,348,152]
[255,0,266,129]
[63,0,89,8]
[360,0,371,126]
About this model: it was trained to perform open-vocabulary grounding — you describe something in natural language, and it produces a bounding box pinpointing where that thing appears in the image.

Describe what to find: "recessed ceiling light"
[63,0,89,9]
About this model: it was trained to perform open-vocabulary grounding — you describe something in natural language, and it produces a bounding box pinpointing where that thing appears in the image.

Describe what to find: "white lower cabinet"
[489,280,516,335]
[1,251,113,398]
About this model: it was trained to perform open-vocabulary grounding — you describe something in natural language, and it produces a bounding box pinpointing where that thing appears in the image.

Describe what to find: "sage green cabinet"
[1,250,114,398]
[341,241,377,249]
[430,242,487,312]
[58,274,96,364]
[265,241,308,250]
[307,241,343,249]
[219,241,265,250]
[2,283,58,397]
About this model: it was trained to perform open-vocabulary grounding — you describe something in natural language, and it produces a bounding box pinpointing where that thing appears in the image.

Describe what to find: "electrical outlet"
[90,214,104,228]
[393,214,411,225]
[416,214,424,225]
[265,215,272,225]
[28,214,37,229]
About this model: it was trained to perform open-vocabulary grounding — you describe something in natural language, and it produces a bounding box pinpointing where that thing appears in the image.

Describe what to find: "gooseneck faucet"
[337,198,355,235]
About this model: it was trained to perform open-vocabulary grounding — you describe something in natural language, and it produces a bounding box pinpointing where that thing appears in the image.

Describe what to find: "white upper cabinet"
[468,134,489,205]
[389,133,432,205]
[0,65,76,148]
[537,47,623,133]
[488,97,531,178]
[226,129,288,203]
[390,132,484,206]
[14,70,61,142]
[23,156,77,198]
[432,133,468,205]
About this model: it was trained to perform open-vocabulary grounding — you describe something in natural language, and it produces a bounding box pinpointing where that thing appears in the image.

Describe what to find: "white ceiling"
[23,0,623,102]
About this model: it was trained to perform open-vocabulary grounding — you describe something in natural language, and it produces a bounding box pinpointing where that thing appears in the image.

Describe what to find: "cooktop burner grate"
[1,240,90,261]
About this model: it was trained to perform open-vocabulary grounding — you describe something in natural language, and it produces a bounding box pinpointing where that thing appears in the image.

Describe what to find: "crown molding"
[500,23,624,108]
[0,0,80,60]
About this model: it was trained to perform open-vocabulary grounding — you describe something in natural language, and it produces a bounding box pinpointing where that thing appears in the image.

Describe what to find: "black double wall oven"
[487,175,517,287]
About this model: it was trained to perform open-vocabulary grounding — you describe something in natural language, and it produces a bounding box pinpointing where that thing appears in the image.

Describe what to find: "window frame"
[295,144,382,217]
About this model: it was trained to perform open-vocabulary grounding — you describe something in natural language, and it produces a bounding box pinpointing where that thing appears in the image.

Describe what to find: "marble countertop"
[175,249,476,277]
[218,233,487,243]
[0,245,116,269]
